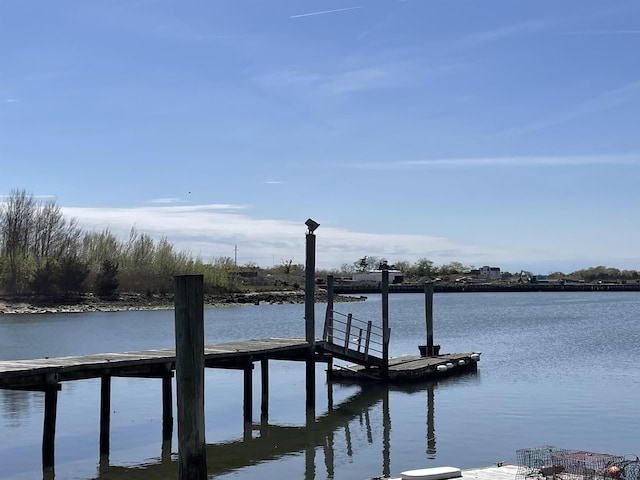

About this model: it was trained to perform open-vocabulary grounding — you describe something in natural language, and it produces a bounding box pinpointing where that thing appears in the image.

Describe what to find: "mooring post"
[424,282,435,356]
[381,269,390,380]
[304,221,318,411]
[42,373,59,470]
[99,374,111,457]
[174,274,207,480]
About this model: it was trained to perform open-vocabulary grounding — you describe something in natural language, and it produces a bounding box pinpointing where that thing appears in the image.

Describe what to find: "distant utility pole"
[234,245,238,266]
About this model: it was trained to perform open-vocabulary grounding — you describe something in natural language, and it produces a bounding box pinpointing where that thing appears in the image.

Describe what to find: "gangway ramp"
[317,309,389,368]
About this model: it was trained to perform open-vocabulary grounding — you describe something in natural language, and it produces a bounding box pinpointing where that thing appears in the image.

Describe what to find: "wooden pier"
[0,227,482,478]
[0,336,325,471]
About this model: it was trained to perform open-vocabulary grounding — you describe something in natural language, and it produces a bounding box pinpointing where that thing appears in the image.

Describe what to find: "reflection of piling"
[174,274,207,480]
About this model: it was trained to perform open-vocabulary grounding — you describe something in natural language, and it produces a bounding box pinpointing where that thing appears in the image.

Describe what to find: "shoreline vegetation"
[0,291,367,315]
[3,280,640,315]
[2,190,638,314]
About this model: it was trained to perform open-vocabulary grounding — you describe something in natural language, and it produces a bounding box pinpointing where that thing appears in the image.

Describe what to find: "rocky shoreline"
[0,291,367,315]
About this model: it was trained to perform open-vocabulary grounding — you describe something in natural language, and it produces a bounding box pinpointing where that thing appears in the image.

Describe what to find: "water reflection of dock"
[90,373,478,480]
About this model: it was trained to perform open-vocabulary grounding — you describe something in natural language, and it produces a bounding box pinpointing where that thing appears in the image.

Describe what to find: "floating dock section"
[331,352,481,382]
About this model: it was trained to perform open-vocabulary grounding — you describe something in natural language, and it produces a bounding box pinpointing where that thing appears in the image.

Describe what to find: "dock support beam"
[99,375,111,457]
[174,274,207,480]
[42,374,59,470]
[243,360,253,423]
[260,359,269,422]
[162,367,173,442]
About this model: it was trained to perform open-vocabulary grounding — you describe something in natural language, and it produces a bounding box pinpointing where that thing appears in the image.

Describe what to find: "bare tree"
[0,189,37,293]
[31,201,82,262]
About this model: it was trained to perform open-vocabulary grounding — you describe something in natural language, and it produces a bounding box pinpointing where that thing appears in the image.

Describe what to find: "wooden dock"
[331,352,481,382]
[0,260,482,477]
[0,337,314,389]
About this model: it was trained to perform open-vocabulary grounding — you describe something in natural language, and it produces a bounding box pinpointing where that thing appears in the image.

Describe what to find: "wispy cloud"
[553,30,640,36]
[341,154,640,170]
[290,5,365,19]
[497,80,640,137]
[59,202,639,271]
[147,197,187,204]
[4,98,18,103]
[61,204,500,267]
[458,18,557,48]
[253,59,461,98]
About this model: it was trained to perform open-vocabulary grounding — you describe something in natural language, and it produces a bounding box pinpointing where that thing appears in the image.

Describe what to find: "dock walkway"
[0,337,314,389]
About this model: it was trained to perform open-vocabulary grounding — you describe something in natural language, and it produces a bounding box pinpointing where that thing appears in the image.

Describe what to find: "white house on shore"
[352,270,404,284]
[479,266,502,280]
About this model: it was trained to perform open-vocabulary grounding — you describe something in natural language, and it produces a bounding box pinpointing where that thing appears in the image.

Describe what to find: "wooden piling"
[174,274,207,480]
[243,360,253,423]
[424,283,435,356]
[381,270,390,379]
[42,374,59,470]
[304,232,316,410]
[162,368,173,442]
[99,375,111,457]
[260,359,269,422]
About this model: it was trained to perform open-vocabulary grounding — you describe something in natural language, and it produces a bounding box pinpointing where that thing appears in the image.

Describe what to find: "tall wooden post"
[174,274,207,480]
[381,269,390,379]
[99,375,111,457]
[425,283,435,356]
[42,373,59,470]
[304,229,316,410]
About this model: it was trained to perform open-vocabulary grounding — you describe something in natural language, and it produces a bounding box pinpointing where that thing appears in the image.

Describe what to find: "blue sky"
[1,0,639,273]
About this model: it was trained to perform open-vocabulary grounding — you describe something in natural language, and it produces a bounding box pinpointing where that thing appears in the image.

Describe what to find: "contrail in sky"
[290,5,365,19]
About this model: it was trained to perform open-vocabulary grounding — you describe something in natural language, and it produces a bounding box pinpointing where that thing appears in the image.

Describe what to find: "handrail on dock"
[322,310,385,360]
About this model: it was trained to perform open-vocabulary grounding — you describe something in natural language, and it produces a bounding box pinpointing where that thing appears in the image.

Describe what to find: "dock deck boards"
[0,337,312,389]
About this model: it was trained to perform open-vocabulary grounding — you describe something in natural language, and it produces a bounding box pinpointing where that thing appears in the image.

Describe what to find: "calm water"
[1,292,639,479]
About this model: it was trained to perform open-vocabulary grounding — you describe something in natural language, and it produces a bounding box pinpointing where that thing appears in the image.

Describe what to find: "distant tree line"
[0,189,238,296]
[339,256,470,278]
[337,256,639,283]
[2,189,637,297]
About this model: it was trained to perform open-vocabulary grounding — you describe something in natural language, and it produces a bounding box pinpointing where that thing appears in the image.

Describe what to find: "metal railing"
[323,310,386,360]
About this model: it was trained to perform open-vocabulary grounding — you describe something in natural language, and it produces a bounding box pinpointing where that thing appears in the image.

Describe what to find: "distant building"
[479,266,502,280]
